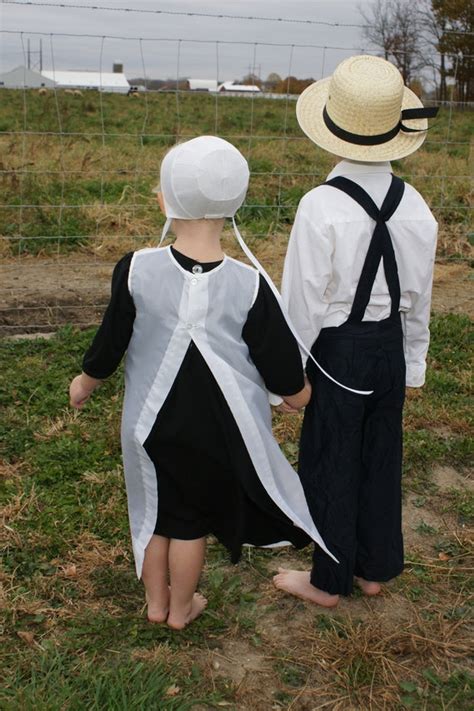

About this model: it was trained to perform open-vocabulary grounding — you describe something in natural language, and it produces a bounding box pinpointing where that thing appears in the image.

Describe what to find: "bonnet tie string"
[231,217,373,396]
[159,217,172,245]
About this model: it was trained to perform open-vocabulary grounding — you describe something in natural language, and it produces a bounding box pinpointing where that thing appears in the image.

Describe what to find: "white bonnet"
[159,136,250,219]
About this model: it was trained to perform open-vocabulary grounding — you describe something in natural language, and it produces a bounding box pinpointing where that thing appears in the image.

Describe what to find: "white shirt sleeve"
[281,203,332,362]
[402,225,438,388]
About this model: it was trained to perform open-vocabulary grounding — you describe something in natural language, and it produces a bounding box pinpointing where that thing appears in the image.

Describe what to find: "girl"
[70,136,335,629]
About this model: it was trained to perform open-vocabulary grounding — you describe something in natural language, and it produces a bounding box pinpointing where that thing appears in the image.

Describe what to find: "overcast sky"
[1,0,376,80]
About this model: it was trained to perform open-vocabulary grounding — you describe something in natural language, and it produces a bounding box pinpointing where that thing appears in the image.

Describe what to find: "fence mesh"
[0,27,472,334]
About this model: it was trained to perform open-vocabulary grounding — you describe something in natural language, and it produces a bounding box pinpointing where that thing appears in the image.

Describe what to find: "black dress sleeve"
[82,252,136,379]
[242,275,305,396]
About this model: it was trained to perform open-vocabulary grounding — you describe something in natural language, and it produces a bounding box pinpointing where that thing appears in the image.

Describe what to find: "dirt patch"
[207,639,272,685]
[432,263,473,317]
[1,247,472,335]
[0,253,113,334]
[432,464,474,493]
[258,569,413,639]
[189,639,278,711]
[403,495,446,553]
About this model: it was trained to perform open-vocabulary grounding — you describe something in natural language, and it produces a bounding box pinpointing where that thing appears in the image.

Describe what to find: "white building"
[41,70,130,93]
[0,66,55,89]
[218,82,261,93]
[188,79,219,92]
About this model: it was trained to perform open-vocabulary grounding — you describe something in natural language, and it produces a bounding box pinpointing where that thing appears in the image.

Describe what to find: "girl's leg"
[142,535,170,623]
[167,537,207,630]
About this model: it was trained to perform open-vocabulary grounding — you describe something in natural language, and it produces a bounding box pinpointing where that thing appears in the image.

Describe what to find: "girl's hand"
[280,377,312,411]
[275,401,299,414]
[69,373,101,409]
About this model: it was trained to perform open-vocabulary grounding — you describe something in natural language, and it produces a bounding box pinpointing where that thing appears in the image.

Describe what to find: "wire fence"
[0,26,472,334]
[3,1,474,34]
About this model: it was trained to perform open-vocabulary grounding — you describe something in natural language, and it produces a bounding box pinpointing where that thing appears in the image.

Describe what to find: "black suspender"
[324,175,405,323]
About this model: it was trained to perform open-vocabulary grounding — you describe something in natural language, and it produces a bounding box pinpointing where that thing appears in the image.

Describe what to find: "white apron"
[122,245,337,577]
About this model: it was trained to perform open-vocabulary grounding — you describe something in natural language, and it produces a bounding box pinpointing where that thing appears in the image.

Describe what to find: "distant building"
[188,79,219,92]
[41,70,130,93]
[0,66,55,89]
[0,64,130,93]
[218,82,261,93]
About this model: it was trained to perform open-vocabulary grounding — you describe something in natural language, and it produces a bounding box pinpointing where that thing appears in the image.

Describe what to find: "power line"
[3,0,473,35]
[0,130,471,146]
[0,28,375,51]
[1,0,369,28]
[3,30,474,58]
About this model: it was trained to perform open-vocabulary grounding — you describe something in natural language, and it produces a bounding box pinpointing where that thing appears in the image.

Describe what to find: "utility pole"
[25,38,43,72]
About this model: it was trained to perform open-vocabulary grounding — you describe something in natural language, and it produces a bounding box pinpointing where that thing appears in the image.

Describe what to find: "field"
[0,89,473,709]
[1,90,472,334]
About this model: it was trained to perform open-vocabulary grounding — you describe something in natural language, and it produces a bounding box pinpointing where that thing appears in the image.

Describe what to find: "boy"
[274,56,438,606]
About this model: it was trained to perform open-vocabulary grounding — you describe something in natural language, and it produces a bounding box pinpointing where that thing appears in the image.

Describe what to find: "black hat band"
[322,105,439,146]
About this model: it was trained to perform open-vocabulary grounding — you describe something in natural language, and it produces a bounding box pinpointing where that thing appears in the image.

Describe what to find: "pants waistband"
[318,316,402,342]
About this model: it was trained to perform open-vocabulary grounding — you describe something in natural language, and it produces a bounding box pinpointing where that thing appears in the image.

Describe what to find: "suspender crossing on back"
[324,175,405,323]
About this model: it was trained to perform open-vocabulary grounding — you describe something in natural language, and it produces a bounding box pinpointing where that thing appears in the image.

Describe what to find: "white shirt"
[281,160,438,387]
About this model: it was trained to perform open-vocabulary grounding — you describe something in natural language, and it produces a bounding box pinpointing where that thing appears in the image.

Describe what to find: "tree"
[241,73,262,87]
[359,0,424,84]
[274,77,314,94]
[265,72,282,90]
[360,0,396,61]
[418,0,449,101]
[361,0,473,102]
[432,0,473,102]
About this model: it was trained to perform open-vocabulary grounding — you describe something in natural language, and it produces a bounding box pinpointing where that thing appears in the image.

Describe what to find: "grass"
[0,89,472,257]
[3,647,200,711]
[0,85,472,709]
[1,313,472,709]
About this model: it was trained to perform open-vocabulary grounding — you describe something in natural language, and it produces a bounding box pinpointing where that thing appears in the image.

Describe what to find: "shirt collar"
[327,159,392,180]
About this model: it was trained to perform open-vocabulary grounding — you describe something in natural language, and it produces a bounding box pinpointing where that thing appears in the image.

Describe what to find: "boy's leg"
[274,361,365,602]
[142,534,170,623]
[307,372,366,597]
[167,537,207,630]
[273,568,339,607]
[355,352,405,587]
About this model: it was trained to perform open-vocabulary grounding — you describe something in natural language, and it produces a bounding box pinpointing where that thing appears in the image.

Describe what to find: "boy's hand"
[69,373,101,409]
[279,377,312,412]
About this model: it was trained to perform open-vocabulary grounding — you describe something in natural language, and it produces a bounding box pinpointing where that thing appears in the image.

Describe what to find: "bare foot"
[273,568,339,608]
[167,593,208,630]
[146,586,170,623]
[355,577,382,596]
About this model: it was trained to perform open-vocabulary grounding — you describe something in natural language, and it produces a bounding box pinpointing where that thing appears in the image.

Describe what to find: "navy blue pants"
[299,317,405,596]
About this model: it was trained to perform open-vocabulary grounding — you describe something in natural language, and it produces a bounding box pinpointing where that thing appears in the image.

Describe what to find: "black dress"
[83,247,310,562]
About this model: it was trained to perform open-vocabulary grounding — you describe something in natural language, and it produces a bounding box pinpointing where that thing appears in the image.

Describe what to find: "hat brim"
[296,77,429,162]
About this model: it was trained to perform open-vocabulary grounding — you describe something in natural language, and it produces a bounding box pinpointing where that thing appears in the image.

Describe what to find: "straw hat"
[296,55,437,162]
[155,136,249,219]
